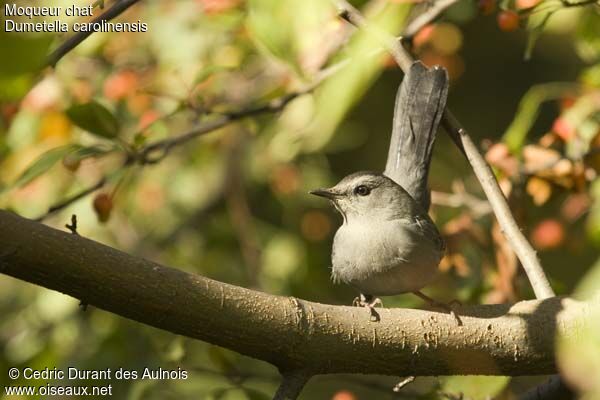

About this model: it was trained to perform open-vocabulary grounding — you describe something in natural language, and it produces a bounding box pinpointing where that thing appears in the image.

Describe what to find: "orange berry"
[516,0,540,9]
[332,390,357,400]
[531,219,564,250]
[197,0,240,14]
[413,24,436,48]
[497,11,520,32]
[103,71,138,101]
[138,110,160,131]
[552,117,576,142]
[93,193,113,223]
[559,96,576,111]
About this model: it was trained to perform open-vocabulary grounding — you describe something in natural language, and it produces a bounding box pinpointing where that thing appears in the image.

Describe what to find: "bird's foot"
[412,291,463,326]
[353,294,382,322]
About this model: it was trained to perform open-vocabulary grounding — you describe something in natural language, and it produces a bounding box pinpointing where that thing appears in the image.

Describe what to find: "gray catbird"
[311,61,449,318]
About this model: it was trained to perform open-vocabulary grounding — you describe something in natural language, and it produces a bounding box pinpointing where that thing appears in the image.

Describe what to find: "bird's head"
[310,172,422,222]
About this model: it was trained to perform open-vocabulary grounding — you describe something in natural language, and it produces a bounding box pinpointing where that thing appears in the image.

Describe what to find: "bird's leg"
[353,293,382,322]
[412,291,463,326]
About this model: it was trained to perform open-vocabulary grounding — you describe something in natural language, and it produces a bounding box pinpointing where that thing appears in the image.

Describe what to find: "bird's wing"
[383,61,448,211]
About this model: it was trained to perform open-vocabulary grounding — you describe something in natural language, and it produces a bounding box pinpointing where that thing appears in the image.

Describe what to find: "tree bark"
[0,210,594,376]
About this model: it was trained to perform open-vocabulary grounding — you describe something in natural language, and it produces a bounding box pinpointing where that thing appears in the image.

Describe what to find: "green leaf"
[0,75,33,101]
[246,0,333,76]
[524,12,553,61]
[66,101,120,139]
[243,388,271,400]
[247,0,299,69]
[68,145,115,162]
[194,65,236,85]
[575,10,600,62]
[10,145,78,189]
[440,376,510,400]
[503,82,579,152]
[557,257,600,398]
[581,63,600,87]
[208,346,239,373]
[587,178,600,245]
[0,31,53,78]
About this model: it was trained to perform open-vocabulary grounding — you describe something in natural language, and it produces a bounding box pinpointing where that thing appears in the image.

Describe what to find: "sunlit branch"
[0,210,591,380]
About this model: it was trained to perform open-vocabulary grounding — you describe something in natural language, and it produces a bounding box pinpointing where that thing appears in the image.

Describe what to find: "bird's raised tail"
[384,61,448,211]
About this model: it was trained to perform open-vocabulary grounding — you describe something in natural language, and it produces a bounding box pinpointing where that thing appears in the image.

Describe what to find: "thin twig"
[137,61,344,164]
[393,376,416,392]
[34,178,106,222]
[431,181,492,216]
[337,1,413,72]
[46,0,143,67]
[273,371,311,400]
[65,214,79,235]
[35,61,347,222]
[403,0,460,38]
[64,213,89,310]
[336,0,555,299]
[444,113,555,299]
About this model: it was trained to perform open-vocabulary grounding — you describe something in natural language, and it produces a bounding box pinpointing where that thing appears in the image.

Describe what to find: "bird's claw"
[413,291,463,326]
[353,294,382,322]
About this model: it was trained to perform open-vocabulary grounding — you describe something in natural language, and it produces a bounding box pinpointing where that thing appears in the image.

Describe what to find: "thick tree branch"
[47,0,143,67]
[336,0,555,300]
[0,210,593,377]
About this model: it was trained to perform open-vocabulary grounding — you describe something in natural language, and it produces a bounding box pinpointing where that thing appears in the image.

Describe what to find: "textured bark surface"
[0,210,593,376]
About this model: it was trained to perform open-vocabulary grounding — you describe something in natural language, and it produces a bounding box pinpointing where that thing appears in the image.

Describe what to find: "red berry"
[552,117,576,142]
[531,219,564,250]
[478,0,495,15]
[93,193,113,223]
[497,11,520,32]
[332,391,357,400]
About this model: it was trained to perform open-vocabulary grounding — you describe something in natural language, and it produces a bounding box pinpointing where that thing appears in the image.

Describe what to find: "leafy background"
[1,0,600,398]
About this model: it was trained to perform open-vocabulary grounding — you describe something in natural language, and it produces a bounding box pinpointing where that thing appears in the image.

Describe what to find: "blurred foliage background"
[1,0,600,398]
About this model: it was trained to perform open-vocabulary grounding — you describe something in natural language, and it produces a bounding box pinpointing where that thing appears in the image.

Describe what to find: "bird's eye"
[354,185,371,196]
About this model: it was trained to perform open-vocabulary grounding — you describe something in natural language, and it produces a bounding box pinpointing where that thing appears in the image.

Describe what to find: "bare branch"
[431,188,492,217]
[47,0,143,67]
[138,62,342,164]
[35,61,347,222]
[444,113,555,299]
[34,178,107,222]
[0,210,592,377]
[403,0,460,39]
[335,0,555,300]
[337,1,413,72]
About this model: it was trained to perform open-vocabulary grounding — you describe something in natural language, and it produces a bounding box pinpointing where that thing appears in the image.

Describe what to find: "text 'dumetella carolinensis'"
[311,61,449,320]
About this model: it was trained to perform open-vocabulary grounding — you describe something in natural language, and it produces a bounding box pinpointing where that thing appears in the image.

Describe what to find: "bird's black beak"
[309,188,340,199]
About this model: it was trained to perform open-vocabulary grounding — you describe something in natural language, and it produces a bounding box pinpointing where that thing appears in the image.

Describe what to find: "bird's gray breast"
[331,217,443,295]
